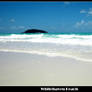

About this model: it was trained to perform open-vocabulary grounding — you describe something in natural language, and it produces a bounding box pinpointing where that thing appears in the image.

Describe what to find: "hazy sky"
[0,1,92,33]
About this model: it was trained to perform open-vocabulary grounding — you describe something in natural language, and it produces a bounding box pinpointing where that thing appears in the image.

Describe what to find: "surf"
[0,33,92,62]
[0,33,92,46]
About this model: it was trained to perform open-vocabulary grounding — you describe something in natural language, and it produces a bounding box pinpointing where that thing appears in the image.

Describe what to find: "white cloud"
[75,20,85,28]
[80,9,86,14]
[85,21,92,26]
[64,1,70,5]
[88,9,92,16]
[75,20,92,28]
[10,18,15,23]
[80,8,92,16]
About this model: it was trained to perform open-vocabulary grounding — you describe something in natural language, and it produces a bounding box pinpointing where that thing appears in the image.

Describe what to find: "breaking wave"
[0,33,92,62]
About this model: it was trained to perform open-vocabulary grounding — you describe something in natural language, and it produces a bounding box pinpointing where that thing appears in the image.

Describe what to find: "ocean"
[0,33,92,62]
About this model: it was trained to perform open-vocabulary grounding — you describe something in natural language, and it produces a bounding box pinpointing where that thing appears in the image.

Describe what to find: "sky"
[0,1,92,34]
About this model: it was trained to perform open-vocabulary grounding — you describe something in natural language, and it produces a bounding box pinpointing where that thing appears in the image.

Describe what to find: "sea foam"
[0,33,92,62]
[0,33,92,46]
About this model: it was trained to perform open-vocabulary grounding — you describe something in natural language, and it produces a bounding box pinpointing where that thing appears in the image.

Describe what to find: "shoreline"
[0,51,92,86]
[0,49,92,63]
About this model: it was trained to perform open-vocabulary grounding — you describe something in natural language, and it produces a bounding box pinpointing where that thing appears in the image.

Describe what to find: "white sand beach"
[0,51,92,86]
[1,1,92,87]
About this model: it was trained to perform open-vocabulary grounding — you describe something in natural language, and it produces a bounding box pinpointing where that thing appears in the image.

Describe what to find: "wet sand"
[0,51,92,86]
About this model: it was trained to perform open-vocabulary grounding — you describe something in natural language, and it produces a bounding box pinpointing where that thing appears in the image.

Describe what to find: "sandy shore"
[0,51,92,86]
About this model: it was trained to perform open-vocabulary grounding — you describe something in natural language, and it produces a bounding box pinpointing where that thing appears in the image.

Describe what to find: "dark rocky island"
[22,29,48,33]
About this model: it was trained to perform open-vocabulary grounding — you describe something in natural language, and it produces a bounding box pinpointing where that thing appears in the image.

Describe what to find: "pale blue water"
[0,33,92,62]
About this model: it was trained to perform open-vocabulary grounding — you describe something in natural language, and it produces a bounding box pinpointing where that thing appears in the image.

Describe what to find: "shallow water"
[0,33,92,62]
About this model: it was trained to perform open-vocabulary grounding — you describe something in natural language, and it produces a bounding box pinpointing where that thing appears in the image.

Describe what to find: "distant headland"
[22,29,48,33]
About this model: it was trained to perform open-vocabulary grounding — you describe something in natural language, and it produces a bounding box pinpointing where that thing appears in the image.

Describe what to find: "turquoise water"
[0,33,92,62]
[0,32,92,35]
